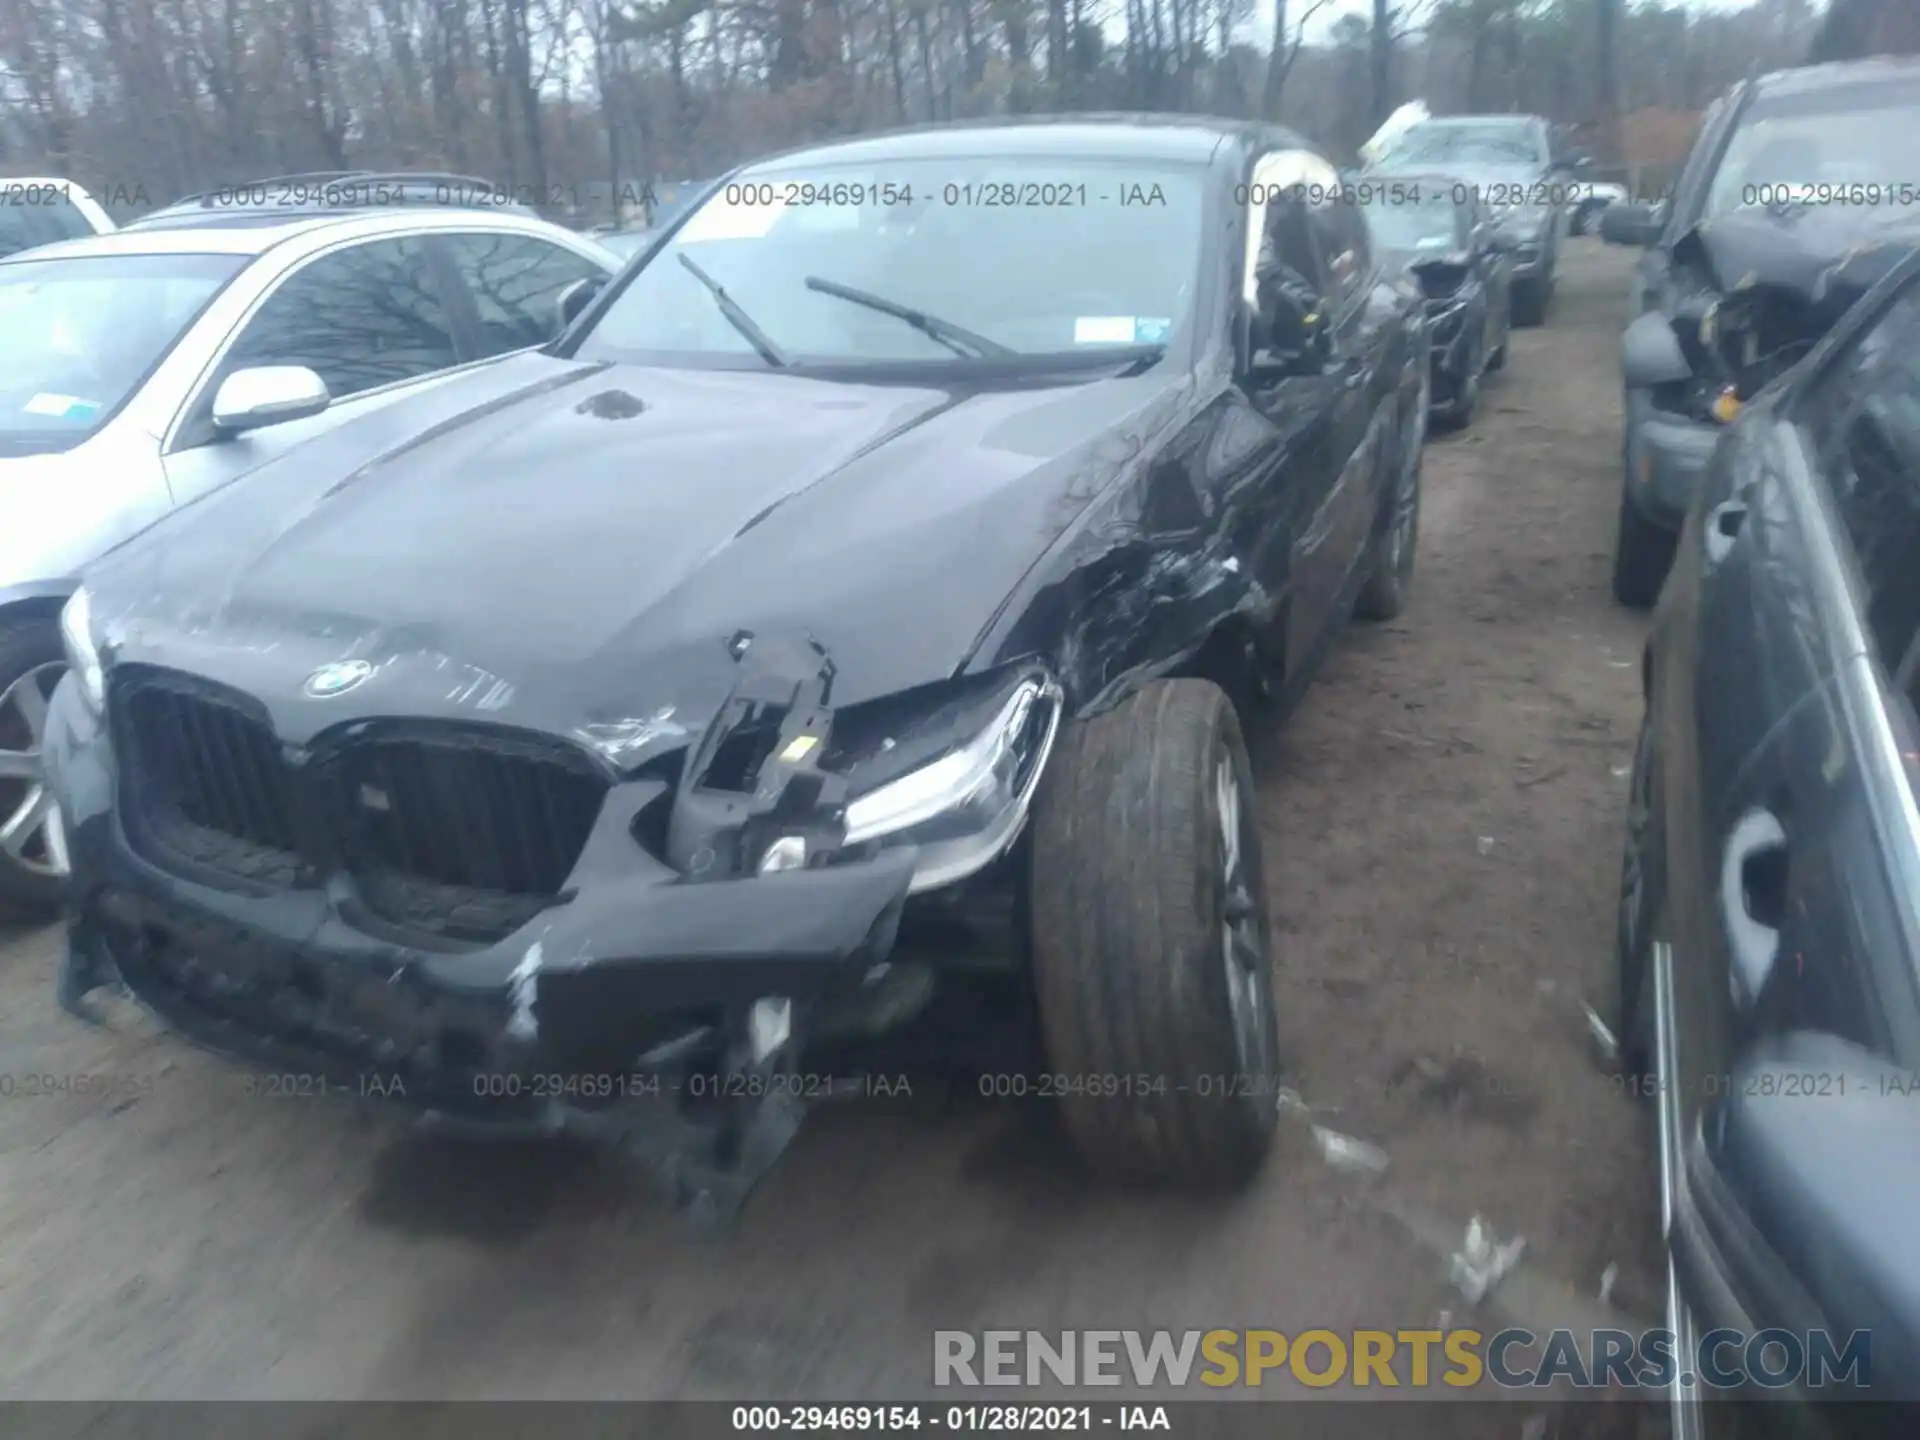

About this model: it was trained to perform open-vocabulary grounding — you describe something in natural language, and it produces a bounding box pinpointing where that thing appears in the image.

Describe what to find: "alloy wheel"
[1216,757,1276,1084]
[0,662,71,879]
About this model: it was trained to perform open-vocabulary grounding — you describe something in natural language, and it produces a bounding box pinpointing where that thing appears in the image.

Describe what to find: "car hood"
[0,425,169,591]
[1384,246,1476,282]
[86,351,1188,758]
[1677,205,1920,316]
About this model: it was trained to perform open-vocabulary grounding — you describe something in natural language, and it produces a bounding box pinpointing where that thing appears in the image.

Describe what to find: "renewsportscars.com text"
[933,1328,1871,1390]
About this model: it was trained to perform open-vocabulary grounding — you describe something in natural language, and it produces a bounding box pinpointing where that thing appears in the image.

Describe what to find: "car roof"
[0,208,600,267]
[1752,55,1920,104]
[1406,114,1543,128]
[739,114,1308,171]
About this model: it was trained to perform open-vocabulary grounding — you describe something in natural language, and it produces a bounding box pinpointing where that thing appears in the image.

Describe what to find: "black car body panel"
[1634,244,1920,1423]
[48,120,1428,1189]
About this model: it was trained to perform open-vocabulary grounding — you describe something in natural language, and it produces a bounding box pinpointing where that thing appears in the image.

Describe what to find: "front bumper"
[1625,387,1722,531]
[44,672,918,1122]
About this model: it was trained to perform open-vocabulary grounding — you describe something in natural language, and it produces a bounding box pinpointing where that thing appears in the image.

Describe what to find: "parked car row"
[1602,56,1920,1436]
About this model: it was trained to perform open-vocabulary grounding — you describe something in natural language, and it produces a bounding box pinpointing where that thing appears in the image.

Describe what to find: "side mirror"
[557,276,606,329]
[1622,311,1691,390]
[1707,1032,1920,1381]
[210,365,330,435]
[1601,202,1662,247]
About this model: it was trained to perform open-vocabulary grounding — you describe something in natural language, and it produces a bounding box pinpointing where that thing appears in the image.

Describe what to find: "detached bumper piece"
[57,633,925,1227]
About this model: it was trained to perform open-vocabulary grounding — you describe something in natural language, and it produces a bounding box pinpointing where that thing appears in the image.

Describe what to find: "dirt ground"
[0,241,1664,1425]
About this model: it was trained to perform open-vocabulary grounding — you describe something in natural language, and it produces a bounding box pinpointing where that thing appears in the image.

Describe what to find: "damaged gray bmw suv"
[46,119,1429,1220]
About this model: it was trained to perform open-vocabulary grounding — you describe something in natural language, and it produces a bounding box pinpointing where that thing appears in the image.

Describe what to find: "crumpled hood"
[1678,205,1920,317]
[86,351,1186,757]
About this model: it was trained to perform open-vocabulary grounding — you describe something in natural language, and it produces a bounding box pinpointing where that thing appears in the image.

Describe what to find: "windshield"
[0,252,243,454]
[1378,122,1546,171]
[601,230,654,261]
[577,157,1206,366]
[1361,192,1467,253]
[1704,97,1920,221]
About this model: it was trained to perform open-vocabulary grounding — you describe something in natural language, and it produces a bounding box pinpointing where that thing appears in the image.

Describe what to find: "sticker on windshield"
[1075,317,1172,345]
[23,392,100,419]
[678,198,781,244]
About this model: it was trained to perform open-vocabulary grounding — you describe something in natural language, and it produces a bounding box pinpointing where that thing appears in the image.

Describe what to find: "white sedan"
[0,193,618,911]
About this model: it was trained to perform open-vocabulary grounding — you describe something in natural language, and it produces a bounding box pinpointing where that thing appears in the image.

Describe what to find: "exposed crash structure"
[47,119,1429,1223]
[1605,56,1920,606]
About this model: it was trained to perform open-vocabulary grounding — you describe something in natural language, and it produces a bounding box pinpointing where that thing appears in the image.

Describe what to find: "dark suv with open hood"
[1603,57,1920,608]
[45,120,1429,1221]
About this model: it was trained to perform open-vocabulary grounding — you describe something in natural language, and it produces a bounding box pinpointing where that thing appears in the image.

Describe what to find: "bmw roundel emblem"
[303,660,375,698]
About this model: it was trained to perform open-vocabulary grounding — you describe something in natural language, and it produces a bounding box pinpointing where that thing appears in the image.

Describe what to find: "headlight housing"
[839,669,1062,894]
[59,586,104,715]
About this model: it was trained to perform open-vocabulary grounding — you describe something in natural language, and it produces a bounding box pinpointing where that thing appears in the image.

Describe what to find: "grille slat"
[113,669,606,942]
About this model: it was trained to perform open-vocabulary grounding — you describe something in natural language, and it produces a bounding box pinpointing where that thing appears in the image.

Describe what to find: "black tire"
[1355,409,1422,621]
[1437,358,1478,431]
[1028,679,1280,1185]
[1615,711,1663,1081]
[0,613,70,917]
[1611,476,1677,609]
[1512,276,1551,328]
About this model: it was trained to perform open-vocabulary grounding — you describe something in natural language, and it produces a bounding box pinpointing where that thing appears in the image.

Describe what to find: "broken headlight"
[60,586,104,715]
[839,669,1062,894]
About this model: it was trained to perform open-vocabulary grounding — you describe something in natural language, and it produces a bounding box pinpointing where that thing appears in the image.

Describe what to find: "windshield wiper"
[678,253,790,368]
[803,275,1015,358]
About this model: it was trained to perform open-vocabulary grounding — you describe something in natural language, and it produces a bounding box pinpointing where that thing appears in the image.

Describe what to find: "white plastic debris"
[1582,1002,1619,1061]
[1611,762,1631,779]
[1449,1215,1527,1304]
[1476,835,1496,856]
[1276,1086,1313,1118]
[1598,1262,1620,1305]
[748,997,793,1063]
[1311,1125,1390,1174]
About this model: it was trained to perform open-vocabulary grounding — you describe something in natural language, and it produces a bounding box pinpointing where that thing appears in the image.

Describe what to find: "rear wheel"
[0,615,70,917]
[1355,408,1422,622]
[1512,276,1551,328]
[1028,679,1280,1185]
[1438,356,1479,431]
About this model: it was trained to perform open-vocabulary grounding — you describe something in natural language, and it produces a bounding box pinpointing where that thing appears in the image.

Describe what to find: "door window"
[0,193,93,258]
[1802,279,1920,675]
[222,237,459,400]
[441,232,607,357]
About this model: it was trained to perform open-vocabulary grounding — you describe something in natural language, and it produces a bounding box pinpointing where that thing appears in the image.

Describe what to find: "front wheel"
[1028,679,1280,1185]
[1611,463,1677,609]
[0,614,71,916]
